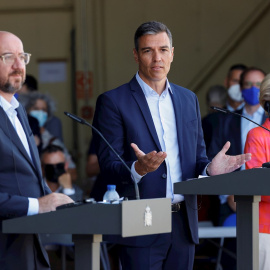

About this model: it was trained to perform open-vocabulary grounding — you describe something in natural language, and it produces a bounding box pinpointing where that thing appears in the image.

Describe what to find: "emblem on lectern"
[144,206,152,226]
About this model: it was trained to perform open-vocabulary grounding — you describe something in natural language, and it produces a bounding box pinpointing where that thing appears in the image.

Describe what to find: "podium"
[2,198,171,270]
[174,168,270,270]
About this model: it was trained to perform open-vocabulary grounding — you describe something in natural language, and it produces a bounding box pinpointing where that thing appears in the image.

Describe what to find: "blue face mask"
[29,110,48,127]
[242,86,260,105]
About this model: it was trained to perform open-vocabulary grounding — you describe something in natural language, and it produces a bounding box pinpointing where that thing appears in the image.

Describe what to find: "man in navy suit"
[0,31,73,269]
[93,21,251,270]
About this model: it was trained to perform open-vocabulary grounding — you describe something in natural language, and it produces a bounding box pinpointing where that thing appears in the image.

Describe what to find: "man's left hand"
[207,141,252,176]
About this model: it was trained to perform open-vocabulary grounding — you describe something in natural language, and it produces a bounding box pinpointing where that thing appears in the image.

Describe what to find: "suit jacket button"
[162,173,167,179]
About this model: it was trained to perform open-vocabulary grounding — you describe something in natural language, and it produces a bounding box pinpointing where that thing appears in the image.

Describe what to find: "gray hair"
[24,92,56,118]
[134,21,173,51]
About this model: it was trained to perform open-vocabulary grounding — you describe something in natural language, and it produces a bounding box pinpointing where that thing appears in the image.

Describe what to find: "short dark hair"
[134,21,172,51]
[227,64,247,78]
[206,85,227,106]
[23,74,38,91]
[239,67,266,88]
[41,144,64,156]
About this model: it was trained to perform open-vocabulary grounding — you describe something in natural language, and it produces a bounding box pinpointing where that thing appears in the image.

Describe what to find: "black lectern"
[174,168,270,270]
[3,198,171,270]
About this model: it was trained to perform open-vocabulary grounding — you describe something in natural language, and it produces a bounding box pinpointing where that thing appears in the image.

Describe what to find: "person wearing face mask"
[17,79,64,142]
[41,145,83,267]
[224,64,247,111]
[23,91,63,141]
[41,145,83,202]
[207,67,266,270]
[25,92,77,177]
[202,65,247,158]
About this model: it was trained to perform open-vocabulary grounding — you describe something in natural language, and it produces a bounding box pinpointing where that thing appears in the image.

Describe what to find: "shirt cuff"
[62,188,75,196]
[202,162,211,176]
[131,161,145,183]
[27,198,39,216]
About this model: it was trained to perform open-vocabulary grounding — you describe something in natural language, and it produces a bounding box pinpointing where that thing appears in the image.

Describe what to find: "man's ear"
[133,48,139,63]
[171,47,174,63]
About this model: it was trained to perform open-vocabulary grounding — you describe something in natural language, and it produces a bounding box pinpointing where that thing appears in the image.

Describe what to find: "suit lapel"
[129,77,162,151]
[168,85,184,168]
[0,106,34,165]
[16,105,42,179]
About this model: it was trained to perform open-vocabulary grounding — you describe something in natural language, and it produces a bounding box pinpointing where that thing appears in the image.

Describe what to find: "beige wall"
[1,0,270,181]
[0,0,75,170]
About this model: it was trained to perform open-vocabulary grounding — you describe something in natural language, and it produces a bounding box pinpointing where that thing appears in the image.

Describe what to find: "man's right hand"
[38,193,74,213]
[131,143,167,176]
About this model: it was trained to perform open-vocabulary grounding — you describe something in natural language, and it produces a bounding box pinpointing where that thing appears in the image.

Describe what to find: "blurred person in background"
[201,85,227,225]
[224,64,246,111]
[207,67,266,270]
[208,67,266,223]
[25,92,77,181]
[86,137,109,201]
[41,145,83,202]
[18,75,63,141]
[202,84,227,154]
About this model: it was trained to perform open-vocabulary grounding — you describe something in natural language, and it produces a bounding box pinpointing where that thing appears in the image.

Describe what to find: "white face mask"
[227,84,243,102]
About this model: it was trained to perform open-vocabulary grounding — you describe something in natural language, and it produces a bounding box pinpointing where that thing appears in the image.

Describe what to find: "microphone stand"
[64,111,140,200]
[211,106,270,133]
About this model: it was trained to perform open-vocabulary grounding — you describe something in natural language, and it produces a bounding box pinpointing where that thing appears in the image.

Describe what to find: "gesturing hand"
[207,141,252,176]
[131,143,167,176]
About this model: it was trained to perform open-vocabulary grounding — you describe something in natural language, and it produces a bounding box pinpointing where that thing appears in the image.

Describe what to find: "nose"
[12,56,25,69]
[153,50,162,62]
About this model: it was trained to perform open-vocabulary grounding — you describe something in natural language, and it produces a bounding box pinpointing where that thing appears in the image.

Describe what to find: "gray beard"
[0,82,22,94]
[1,83,17,94]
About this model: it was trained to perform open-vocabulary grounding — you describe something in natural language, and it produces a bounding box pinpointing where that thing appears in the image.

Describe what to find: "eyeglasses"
[243,81,261,88]
[0,53,31,65]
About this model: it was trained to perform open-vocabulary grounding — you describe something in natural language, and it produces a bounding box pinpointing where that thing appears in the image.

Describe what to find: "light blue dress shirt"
[131,72,198,203]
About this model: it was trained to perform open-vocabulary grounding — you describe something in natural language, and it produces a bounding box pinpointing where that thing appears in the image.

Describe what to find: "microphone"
[64,111,140,200]
[211,106,270,133]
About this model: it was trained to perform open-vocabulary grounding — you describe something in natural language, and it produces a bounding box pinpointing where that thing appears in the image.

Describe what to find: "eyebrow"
[1,52,25,55]
[140,45,170,50]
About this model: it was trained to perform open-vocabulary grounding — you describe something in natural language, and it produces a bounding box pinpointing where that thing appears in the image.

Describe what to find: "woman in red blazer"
[244,73,270,270]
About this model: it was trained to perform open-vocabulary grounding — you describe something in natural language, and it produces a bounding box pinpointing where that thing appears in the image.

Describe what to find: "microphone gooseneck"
[210,106,270,133]
[64,112,140,200]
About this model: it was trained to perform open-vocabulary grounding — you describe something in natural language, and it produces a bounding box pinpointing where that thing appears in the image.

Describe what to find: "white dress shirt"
[0,95,39,215]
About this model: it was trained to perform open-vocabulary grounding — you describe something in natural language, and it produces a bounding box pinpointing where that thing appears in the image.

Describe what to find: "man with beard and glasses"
[0,31,73,269]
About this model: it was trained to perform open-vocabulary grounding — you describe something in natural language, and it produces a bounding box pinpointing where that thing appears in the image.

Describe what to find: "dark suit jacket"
[202,111,224,156]
[93,76,209,246]
[0,104,51,269]
[207,108,267,160]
